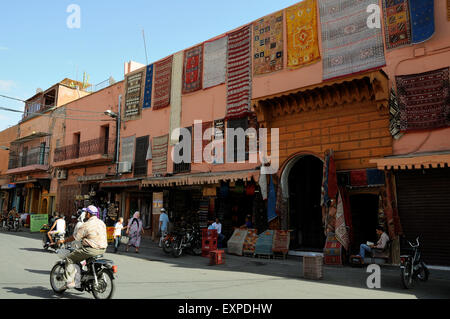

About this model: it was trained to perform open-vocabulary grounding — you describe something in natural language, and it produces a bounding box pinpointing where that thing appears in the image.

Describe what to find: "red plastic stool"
[209,250,225,265]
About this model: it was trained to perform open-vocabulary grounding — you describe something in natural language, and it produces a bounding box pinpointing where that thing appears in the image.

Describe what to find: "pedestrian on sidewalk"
[159,208,169,248]
[113,217,128,253]
[126,212,144,253]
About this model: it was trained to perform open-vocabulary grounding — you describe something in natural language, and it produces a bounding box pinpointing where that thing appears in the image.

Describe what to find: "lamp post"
[104,95,122,175]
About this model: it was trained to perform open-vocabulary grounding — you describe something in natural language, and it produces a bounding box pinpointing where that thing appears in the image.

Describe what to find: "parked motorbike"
[4,217,20,232]
[50,246,117,299]
[400,237,429,289]
[171,225,202,257]
[41,224,65,252]
[162,231,176,254]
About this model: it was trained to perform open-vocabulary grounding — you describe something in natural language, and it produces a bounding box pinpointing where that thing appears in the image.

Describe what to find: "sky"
[0,0,299,131]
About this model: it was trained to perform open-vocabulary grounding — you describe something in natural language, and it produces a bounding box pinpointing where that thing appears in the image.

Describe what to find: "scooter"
[41,224,65,252]
[400,237,429,289]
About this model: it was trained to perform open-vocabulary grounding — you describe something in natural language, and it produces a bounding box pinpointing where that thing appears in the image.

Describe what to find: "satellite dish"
[36,88,43,94]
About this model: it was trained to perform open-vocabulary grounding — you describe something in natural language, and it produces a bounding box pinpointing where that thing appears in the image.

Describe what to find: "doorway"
[349,193,379,254]
[288,155,324,251]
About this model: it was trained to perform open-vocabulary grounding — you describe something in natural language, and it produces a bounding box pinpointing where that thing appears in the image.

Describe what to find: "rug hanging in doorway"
[152,134,169,176]
[226,25,252,119]
[409,0,435,44]
[286,0,321,69]
[382,0,412,50]
[323,232,343,265]
[253,10,284,75]
[272,230,290,254]
[153,56,173,110]
[203,36,227,89]
[183,44,203,94]
[318,0,386,80]
[396,67,450,132]
[169,52,183,145]
[143,64,154,109]
[334,192,349,251]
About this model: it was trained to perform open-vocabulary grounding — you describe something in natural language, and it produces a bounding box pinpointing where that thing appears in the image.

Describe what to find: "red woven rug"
[396,67,450,132]
[183,44,203,94]
[153,56,173,110]
[226,25,252,119]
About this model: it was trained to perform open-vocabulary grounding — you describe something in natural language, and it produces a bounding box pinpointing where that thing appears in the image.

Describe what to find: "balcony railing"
[54,137,116,163]
[8,147,50,170]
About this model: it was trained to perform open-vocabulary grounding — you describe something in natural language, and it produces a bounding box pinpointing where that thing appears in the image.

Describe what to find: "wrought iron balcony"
[8,146,50,170]
[54,137,116,163]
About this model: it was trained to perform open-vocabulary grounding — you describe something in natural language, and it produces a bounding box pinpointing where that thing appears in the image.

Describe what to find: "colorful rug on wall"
[121,136,135,164]
[124,70,144,118]
[183,44,203,94]
[152,134,169,176]
[448,0,450,21]
[335,192,349,251]
[396,67,450,132]
[153,56,173,110]
[253,10,284,75]
[226,25,252,119]
[203,36,227,89]
[409,0,435,44]
[286,0,321,68]
[318,0,386,80]
[143,64,154,109]
[382,0,412,50]
[170,52,183,145]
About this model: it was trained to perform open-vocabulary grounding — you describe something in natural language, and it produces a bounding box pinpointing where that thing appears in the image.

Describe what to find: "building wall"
[0,125,19,175]
[57,85,90,107]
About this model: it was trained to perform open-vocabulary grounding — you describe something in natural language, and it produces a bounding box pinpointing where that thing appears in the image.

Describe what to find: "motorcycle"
[50,246,117,299]
[4,217,20,232]
[41,224,66,252]
[171,225,202,258]
[161,231,176,254]
[400,237,430,289]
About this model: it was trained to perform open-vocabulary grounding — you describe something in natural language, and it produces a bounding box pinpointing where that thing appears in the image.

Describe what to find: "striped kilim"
[183,44,203,94]
[318,0,386,80]
[152,134,169,176]
[153,56,173,110]
[382,0,412,50]
[226,25,252,119]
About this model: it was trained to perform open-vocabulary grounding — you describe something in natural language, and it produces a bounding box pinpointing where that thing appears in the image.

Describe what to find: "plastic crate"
[209,250,225,265]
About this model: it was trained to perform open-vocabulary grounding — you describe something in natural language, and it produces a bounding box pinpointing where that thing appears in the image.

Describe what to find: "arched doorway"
[40,198,48,215]
[283,154,325,251]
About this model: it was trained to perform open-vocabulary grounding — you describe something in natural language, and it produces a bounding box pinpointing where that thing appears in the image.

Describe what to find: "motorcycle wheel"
[400,262,415,289]
[418,263,430,282]
[172,241,183,258]
[50,263,67,295]
[192,240,202,256]
[92,270,115,300]
[162,240,173,254]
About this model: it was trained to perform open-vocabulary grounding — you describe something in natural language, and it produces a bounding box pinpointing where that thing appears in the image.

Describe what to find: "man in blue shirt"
[159,208,170,247]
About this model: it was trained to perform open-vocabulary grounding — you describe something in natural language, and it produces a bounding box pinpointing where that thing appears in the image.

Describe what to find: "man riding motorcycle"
[48,213,66,246]
[57,205,107,289]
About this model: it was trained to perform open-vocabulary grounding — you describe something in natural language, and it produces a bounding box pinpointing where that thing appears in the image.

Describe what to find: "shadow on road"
[24,269,51,275]
[20,248,54,254]
[2,286,88,299]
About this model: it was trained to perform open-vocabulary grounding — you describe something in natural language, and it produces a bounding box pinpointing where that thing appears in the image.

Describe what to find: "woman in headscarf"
[126,211,145,253]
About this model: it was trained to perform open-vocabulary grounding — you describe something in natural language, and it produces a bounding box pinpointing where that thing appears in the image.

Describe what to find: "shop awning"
[370,151,450,170]
[100,178,142,188]
[142,169,260,187]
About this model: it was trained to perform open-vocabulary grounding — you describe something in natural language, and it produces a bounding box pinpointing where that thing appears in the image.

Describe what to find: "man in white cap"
[159,208,169,247]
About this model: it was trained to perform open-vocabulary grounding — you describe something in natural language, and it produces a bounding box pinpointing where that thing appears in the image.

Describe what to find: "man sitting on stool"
[358,226,389,262]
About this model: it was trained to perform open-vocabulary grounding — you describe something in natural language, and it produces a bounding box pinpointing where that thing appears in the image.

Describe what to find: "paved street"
[1,230,449,299]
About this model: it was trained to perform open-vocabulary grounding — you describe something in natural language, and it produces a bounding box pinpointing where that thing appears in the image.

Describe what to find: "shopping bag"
[120,236,129,245]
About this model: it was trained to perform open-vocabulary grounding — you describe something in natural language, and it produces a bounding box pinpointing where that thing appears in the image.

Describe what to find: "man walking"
[159,208,169,248]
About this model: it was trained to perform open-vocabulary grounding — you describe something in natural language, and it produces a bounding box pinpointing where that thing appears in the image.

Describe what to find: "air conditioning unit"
[56,169,68,180]
[118,162,132,173]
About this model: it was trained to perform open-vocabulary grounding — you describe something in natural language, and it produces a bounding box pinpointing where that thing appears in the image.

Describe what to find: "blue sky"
[0,0,299,131]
